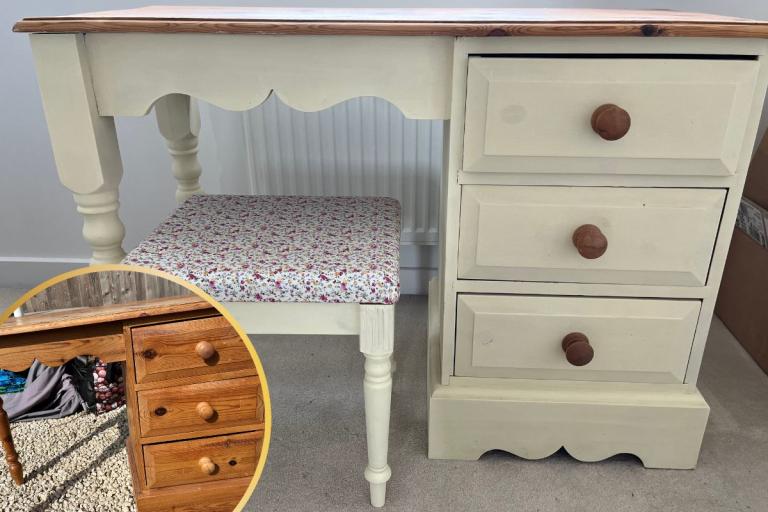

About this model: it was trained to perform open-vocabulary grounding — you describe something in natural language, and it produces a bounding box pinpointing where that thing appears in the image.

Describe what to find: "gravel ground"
[0,406,135,512]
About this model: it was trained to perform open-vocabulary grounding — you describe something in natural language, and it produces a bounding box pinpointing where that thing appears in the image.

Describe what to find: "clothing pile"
[0,358,126,422]
[93,359,126,414]
[0,369,25,394]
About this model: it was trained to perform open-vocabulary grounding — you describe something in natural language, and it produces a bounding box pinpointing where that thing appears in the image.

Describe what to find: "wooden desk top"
[13,6,768,38]
[0,296,211,336]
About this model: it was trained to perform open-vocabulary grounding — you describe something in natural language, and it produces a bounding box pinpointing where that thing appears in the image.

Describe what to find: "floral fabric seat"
[123,195,401,304]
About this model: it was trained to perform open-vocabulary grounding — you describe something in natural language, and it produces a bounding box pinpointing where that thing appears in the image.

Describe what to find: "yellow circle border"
[0,264,271,512]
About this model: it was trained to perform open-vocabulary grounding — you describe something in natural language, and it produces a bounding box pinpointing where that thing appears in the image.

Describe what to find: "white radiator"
[215,94,443,245]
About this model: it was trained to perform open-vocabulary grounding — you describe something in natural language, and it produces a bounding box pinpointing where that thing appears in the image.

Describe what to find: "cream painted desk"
[13,5,768,500]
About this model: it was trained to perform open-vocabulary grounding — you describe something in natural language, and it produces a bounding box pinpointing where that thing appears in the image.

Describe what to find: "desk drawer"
[455,294,700,383]
[463,57,758,176]
[131,316,253,384]
[458,185,725,286]
[137,376,264,438]
[144,431,263,489]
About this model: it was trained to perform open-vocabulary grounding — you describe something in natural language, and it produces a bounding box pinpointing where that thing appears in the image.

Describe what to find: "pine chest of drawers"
[0,295,264,510]
[428,36,768,469]
[124,310,264,511]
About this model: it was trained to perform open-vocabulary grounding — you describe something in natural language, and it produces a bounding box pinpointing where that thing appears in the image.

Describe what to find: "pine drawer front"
[137,376,264,438]
[143,431,263,489]
[132,316,253,384]
[455,294,700,383]
[463,57,758,176]
[458,186,725,286]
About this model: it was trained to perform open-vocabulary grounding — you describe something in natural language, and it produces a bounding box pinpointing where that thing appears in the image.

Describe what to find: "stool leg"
[360,305,394,507]
[155,94,205,204]
[0,396,23,485]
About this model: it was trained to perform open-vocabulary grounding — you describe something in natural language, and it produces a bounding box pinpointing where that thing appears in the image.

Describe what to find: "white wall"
[1,0,767,290]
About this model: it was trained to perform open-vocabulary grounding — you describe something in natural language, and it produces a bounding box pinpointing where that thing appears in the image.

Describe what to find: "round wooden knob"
[195,341,216,360]
[591,104,631,141]
[562,332,594,367]
[572,224,608,259]
[196,402,215,421]
[198,457,217,475]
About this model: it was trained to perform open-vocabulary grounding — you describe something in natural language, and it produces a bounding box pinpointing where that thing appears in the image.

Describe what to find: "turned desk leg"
[155,94,205,204]
[31,34,127,264]
[0,396,23,485]
[72,189,127,264]
[360,305,394,508]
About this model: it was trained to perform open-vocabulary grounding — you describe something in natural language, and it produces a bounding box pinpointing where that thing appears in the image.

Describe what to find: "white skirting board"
[0,245,437,293]
[0,258,89,289]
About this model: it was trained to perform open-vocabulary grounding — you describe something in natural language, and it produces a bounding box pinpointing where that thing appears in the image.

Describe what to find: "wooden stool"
[125,195,400,507]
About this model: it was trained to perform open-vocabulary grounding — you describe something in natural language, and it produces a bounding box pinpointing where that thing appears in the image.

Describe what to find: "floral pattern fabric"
[124,195,401,304]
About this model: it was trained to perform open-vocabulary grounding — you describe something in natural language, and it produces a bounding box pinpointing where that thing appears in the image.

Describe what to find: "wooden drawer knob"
[195,341,216,360]
[572,224,608,259]
[591,104,631,141]
[198,456,217,475]
[561,332,594,367]
[196,401,216,421]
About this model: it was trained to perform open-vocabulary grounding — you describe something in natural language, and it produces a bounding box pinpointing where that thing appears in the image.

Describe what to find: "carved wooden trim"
[0,324,124,372]
[80,33,453,119]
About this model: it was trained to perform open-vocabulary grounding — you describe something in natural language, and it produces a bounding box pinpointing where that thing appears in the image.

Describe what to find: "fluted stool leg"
[360,305,394,507]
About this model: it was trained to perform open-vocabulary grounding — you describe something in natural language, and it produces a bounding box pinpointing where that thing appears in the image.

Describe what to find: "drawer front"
[137,376,264,438]
[132,315,254,383]
[455,294,700,383]
[458,186,725,286]
[144,431,262,489]
[463,57,758,176]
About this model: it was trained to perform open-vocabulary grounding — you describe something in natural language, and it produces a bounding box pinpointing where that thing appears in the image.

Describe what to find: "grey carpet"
[246,295,768,512]
[1,292,767,511]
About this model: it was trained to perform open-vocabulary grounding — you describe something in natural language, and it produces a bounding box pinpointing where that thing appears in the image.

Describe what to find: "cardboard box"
[716,133,768,375]
[716,229,768,374]
[735,197,768,248]
[744,134,768,209]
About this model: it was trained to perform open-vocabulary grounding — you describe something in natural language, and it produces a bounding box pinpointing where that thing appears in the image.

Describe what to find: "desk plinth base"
[127,437,252,512]
[426,288,710,469]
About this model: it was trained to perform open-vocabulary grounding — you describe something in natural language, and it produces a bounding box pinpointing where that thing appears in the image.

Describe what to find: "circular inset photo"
[0,265,270,512]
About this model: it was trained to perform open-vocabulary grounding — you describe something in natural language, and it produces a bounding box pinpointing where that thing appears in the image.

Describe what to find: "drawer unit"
[124,311,263,510]
[455,294,701,383]
[463,57,759,176]
[458,185,726,286]
[143,431,263,489]
[132,315,253,383]
[137,376,264,438]
[415,14,768,472]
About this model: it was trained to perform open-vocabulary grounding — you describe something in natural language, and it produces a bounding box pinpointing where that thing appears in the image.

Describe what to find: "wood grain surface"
[143,430,263,488]
[0,324,124,371]
[137,376,264,438]
[0,296,212,336]
[128,440,252,512]
[20,271,192,314]
[131,315,254,384]
[13,7,768,38]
